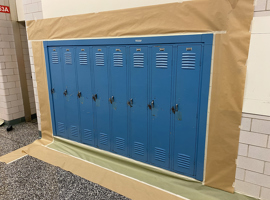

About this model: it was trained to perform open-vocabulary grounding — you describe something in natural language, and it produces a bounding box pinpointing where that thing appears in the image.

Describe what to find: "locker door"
[150,46,173,169]
[62,47,81,142]
[173,44,202,175]
[129,46,148,162]
[93,47,110,150]
[76,47,94,146]
[48,47,67,138]
[110,46,128,156]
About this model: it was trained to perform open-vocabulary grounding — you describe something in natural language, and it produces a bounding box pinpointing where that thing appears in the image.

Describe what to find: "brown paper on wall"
[26,0,254,193]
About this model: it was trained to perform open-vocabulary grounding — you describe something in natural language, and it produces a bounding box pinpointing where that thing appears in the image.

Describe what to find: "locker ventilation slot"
[182,53,196,69]
[95,53,104,66]
[177,154,191,169]
[79,52,88,65]
[155,147,166,162]
[134,142,144,156]
[71,126,78,137]
[113,53,123,67]
[133,53,144,68]
[156,53,168,68]
[116,137,124,150]
[100,133,108,145]
[84,129,92,141]
[64,52,72,65]
[57,122,65,133]
[51,52,59,64]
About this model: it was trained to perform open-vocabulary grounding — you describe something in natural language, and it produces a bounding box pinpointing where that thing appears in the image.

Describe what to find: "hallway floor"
[0,121,130,200]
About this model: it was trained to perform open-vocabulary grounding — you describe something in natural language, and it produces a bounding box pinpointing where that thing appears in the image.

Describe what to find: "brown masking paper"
[25,0,254,194]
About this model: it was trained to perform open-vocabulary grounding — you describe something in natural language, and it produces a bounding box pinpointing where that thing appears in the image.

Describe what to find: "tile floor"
[0,121,130,200]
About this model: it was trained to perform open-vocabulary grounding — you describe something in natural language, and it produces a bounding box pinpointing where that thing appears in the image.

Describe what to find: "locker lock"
[148,100,154,110]
[171,104,178,114]
[127,98,133,107]
[51,88,55,94]
[77,91,81,98]
[109,96,114,104]
[92,94,97,101]
[63,90,67,96]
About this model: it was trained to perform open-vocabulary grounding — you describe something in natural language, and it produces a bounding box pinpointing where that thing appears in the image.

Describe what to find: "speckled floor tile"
[0,136,22,157]
[0,120,39,147]
[0,156,130,200]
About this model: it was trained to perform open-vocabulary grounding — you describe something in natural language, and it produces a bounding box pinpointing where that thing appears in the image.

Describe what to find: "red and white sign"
[0,5,10,13]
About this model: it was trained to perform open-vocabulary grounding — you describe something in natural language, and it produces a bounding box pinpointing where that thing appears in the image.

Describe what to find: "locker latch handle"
[109,96,114,104]
[51,88,55,94]
[171,106,175,114]
[63,90,67,96]
[151,100,154,108]
[175,104,178,112]
[77,91,81,98]
[127,98,133,107]
[92,94,97,101]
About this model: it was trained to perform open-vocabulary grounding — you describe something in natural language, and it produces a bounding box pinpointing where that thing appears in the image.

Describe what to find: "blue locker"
[48,47,67,138]
[76,47,94,146]
[173,45,202,175]
[93,47,110,150]
[110,46,128,156]
[150,45,173,169]
[129,46,148,162]
[62,47,81,142]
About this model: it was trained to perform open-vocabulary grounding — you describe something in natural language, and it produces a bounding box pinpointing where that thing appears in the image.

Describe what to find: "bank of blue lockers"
[44,34,213,181]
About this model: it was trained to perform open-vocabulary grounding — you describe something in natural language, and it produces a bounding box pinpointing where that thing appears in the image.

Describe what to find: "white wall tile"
[261,187,270,200]
[267,0,270,10]
[251,119,270,135]
[239,130,268,147]
[249,146,270,162]
[255,0,267,11]
[264,162,270,175]
[235,180,260,198]
[238,143,248,156]
[245,170,270,188]
[237,156,264,173]
[241,118,251,131]
[235,168,245,180]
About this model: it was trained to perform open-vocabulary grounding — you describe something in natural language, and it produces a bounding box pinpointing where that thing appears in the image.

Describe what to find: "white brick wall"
[0,0,26,121]
[235,113,270,199]
[22,0,43,130]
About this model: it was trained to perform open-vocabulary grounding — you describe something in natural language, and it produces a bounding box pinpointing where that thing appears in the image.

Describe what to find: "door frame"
[43,34,213,181]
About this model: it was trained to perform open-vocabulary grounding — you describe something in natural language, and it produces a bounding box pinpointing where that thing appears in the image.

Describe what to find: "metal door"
[93,47,110,150]
[110,46,128,156]
[150,45,173,169]
[76,47,94,146]
[173,44,202,175]
[48,47,67,138]
[129,46,148,162]
[62,47,81,142]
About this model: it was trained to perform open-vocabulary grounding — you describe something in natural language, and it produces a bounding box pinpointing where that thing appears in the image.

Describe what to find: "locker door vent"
[100,133,108,145]
[156,53,168,68]
[58,122,65,133]
[133,53,144,68]
[155,147,166,162]
[52,52,59,64]
[116,137,125,150]
[181,53,196,69]
[134,142,144,156]
[64,52,72,65]
[177,154,191,169]
[95,53,104,66]
[113,53,123,67]
[84,129,92,141]
[71,126,79,137]
[79,52,88,65]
